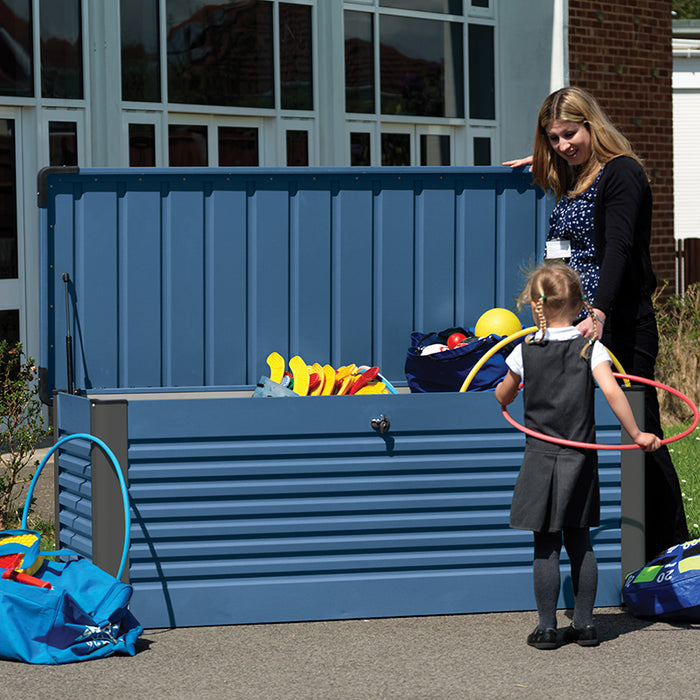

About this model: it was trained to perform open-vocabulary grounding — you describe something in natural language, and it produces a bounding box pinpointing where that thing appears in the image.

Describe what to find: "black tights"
[533,528,598,630]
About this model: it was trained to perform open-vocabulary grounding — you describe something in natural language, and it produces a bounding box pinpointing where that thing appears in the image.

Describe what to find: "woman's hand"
[577,308,605,341]
[502,155,533,169]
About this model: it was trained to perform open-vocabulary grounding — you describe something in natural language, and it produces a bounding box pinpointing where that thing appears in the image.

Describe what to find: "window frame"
[343,1,498,166]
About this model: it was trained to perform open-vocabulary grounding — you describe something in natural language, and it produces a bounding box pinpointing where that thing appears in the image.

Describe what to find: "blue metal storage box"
[38,167,644,628]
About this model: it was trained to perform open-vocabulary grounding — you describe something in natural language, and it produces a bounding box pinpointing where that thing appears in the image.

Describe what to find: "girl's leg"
[532,530,562,629]
[563,526,598,629]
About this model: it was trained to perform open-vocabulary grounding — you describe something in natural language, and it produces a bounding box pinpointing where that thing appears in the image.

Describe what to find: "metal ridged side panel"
[54,395,94,559]
[124,392,623,628]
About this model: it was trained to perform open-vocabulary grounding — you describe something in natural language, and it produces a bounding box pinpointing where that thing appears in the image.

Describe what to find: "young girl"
[495,262,660,650]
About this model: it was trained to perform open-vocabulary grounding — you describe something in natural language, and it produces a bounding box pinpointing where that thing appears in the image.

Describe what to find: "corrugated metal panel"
[53,395,94,559]
[40,167,549,394]
[115,391,623,628]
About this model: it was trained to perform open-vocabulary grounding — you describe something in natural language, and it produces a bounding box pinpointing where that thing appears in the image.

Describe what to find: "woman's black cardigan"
[592,155,657,321]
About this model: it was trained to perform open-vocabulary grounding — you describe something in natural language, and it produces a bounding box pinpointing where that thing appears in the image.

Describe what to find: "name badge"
[546,239,572,259]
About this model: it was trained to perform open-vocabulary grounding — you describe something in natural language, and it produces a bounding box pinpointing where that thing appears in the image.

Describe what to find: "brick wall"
[568,0,676,293]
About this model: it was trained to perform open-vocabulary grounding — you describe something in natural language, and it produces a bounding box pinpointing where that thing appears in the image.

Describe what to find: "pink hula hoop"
[501,372,700,450]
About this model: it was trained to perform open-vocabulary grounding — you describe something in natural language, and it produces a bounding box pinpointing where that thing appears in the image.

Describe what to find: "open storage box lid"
[39,166,549,401]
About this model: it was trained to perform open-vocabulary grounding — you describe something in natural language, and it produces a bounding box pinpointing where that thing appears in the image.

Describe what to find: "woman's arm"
[502,155,533,168]
[592,157,650,316]
[494,369,522,406]
[592,361,661,452]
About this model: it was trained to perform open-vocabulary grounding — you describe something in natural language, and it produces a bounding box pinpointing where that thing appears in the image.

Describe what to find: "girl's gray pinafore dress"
[510,335,600,533]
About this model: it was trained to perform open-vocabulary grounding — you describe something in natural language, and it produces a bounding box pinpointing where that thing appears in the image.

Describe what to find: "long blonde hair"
[517,262,598,358]
[531,86,644,200]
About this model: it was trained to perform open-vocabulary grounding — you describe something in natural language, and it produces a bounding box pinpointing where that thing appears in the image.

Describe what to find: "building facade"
[568,0,676,287]
[0,0,675,361]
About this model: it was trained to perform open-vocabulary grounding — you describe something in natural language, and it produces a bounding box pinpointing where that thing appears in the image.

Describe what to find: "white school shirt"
[505,326,611,380]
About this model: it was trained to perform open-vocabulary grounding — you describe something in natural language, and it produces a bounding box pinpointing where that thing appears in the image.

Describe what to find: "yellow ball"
[474,308,522,338]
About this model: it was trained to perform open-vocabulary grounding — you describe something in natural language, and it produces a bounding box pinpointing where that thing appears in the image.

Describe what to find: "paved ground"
[0,606,698,698]
[3,448,698,698]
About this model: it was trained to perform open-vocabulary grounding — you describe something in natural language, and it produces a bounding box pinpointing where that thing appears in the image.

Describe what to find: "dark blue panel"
[40,167,550,392]
[78,189,119,390]
[333,186,374,367]
[375,185,415,377]
[248,186,291,380]
[162,185,206,386]
[206,187,248,385]
[414,184,456,331]
[287,186,332,366]
[120,188,163,387]
[461,185,497,323]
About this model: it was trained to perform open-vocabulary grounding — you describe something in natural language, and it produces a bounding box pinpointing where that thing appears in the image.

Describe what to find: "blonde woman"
[505,87,688,560]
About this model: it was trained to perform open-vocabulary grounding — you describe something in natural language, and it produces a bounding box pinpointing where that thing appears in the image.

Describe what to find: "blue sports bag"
[0,434,143,664]
[623,539,700,622]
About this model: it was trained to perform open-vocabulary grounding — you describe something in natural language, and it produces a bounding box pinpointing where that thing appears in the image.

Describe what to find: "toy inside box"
[39,166,645,629]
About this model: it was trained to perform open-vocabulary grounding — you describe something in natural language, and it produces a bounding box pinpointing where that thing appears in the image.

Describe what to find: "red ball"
[447,332,467,349]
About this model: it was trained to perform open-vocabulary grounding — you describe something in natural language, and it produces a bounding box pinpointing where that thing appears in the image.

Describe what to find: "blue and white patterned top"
[545,168,604,316]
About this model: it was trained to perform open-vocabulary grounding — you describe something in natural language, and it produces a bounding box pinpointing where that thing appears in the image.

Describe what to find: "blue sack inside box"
[405,327,521,393]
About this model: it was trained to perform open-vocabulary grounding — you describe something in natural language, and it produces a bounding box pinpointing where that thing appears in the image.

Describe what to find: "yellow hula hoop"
[458,326,630,392]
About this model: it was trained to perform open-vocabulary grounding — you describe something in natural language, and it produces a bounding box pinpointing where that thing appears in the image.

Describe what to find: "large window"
[344,3,495,166]
[122,1,314,111]
[167,0,274,108]
[0,0,84,100]
[345,6,469,119]
[0,1,33,97]
[380,14,463,118]
[468,23,494,119]
[40,0,83,99]
[344,11,374,114]
[121,0,160,102]
[279,3,313,110]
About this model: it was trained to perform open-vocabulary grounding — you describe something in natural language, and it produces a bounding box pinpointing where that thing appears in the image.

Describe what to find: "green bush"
[0,341,52,529]
[654,283,700,427]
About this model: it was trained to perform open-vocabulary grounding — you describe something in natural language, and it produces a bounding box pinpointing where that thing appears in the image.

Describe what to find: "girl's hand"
[635,431,662,452]
[494,370,521,406]
[502,155,533,169]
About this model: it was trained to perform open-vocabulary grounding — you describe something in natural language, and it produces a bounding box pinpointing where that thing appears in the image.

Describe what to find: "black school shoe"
[562,623,599,647]
[526,626,558,650]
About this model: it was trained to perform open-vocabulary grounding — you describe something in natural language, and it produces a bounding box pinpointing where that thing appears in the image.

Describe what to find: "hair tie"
[540,295,546,301]
[581,295,586,301]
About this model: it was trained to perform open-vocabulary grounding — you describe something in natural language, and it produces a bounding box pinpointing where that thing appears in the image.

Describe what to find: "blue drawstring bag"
[0,434,143,664]
[405,327,518,393]
[623,539,700,622]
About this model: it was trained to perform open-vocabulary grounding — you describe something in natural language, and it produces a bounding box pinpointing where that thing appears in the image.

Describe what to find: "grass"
[667,421,700,540]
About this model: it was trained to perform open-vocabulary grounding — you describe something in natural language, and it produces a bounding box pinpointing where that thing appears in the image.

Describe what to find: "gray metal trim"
[89,398,129,582]
[621,387,646,581]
